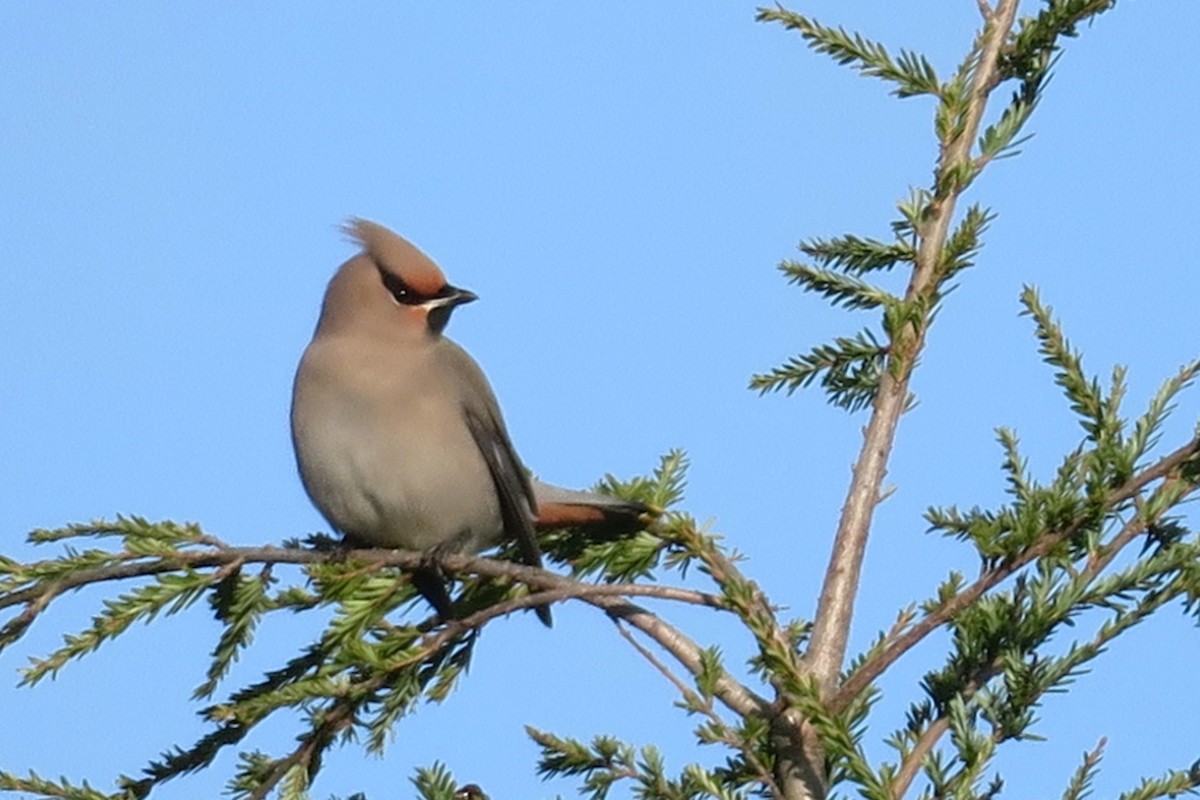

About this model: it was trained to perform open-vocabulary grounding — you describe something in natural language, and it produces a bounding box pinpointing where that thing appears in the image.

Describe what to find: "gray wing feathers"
[461,404,552,627]
[461,407,540,564]
[441,338,550,625]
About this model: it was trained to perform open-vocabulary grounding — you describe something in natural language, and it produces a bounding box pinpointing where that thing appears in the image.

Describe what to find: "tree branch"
[832,435,1200,712]
[892,716,950,799]
[0,545,724,615]
[806,0,1024,695]
[2,534,774,746]
[590,596,771,719]
[612,617,782,792]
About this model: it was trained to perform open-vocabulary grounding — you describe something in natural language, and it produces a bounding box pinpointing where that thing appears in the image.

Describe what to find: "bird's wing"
[461,404,540,567]
[462,405,552,627]
[440,337,550,625]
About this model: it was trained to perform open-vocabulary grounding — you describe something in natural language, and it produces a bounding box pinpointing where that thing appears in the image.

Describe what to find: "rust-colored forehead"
[342,218,448,295]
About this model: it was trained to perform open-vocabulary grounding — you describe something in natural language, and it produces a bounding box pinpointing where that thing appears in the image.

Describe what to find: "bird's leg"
[304,532,349,553]
[411,530,474,622]
[410,563,457,622]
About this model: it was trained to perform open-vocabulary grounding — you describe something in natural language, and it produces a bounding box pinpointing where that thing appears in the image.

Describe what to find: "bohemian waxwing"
[291,218,646,626]
[454,785,488,800]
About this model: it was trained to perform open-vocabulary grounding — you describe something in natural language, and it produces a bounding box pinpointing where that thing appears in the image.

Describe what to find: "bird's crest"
[342,217,447,296]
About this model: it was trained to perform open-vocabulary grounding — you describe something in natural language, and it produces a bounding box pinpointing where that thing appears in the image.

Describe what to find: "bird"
[291,218,647,626]
[453,785,488,800]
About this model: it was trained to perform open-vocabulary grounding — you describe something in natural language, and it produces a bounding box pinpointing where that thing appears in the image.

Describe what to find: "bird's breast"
[292,337,503,552]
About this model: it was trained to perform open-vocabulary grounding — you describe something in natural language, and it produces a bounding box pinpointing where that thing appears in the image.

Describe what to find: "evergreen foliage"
[3,3,1198,799]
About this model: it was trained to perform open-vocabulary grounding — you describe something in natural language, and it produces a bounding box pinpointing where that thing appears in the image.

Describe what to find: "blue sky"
[2,3,1198,799]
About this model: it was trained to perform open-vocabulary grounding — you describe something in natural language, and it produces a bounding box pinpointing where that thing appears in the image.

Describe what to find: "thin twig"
[687,533,804,696]
[833,436,1200,712]
[249,699,355,800]
[413,581,726,645]
[611,616,782,795]
[592,596,771,718]
[1082,479,1185,581]
[892,716,950,799]
[615,620,703,706]
[886,474,1192,800]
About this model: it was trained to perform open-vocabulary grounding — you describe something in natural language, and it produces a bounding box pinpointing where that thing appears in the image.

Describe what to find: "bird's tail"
[530,480,653,533]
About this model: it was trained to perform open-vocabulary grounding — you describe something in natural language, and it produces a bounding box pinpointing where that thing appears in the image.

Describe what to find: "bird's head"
[317,217,477,338]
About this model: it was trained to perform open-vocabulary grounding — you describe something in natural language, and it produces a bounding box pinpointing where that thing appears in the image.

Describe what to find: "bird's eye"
[379,270,416,305]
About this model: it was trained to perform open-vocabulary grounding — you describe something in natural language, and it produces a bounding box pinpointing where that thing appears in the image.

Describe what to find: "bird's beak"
[424,285,478,334]
[444,285,478,307]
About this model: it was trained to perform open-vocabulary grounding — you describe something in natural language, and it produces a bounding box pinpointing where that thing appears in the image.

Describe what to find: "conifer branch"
[1060,739,1107,800]
[806,0,1023,696]
[833,435,1200,712]
[0,544,723,619]
[893,715,951,798]
[595,597,770,719]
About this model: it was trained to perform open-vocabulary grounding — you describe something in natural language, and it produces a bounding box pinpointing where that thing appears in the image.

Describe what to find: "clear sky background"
[2,3,1198,799]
